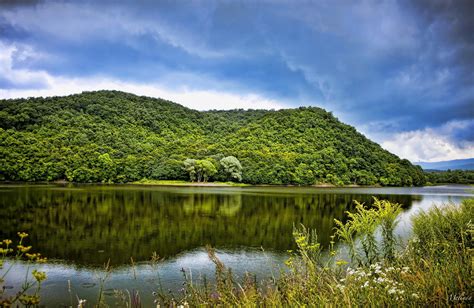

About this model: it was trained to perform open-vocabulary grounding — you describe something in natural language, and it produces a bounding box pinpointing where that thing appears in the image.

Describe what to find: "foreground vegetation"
[2,198,471,306]
[0,90,425,186]
[164,198,472,307]
[0,233,47,306]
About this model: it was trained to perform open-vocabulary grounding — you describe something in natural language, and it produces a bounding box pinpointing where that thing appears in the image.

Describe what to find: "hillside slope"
[0,91,425,186]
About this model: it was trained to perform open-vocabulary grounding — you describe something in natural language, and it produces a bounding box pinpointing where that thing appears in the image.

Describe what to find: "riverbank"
[131,179,251,187]
[130,179,384,188]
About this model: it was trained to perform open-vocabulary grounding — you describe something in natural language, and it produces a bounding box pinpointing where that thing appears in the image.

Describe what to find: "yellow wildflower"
[36,256,48,263]
[32,269,47,282]
[335,259,348,266]
[21,246,32,253]
[19,294,40,305]
[3,239,12,246]
[17,232,28,239]
[26,253,37,259]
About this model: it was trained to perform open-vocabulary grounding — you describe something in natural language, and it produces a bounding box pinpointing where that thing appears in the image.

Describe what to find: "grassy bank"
[131,179,250,187]
[130,179,379,188]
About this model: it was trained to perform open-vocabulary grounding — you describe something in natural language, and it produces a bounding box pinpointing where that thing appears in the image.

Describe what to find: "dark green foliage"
[425,169,474,184]
[0,90,426,185]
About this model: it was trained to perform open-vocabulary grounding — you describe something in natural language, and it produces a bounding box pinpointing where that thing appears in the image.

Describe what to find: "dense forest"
[425,170,474,184]
[0,90,425,186]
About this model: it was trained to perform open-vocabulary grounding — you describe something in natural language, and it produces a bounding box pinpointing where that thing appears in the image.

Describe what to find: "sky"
[0,0,473,162]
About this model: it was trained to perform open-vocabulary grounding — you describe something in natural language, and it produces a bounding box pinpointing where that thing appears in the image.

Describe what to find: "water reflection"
[3,248,288,307]
[0,184,421,265]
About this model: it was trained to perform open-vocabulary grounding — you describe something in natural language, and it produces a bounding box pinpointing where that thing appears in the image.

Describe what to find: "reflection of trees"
[182,194,242,217]
[0,186,414,266]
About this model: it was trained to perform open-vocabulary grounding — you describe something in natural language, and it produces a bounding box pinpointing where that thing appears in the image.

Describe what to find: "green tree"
[183,159,197,182]
[97,153,116,183]
[220,156,243,182]
[196,160,217,182]
[294,163,314,185]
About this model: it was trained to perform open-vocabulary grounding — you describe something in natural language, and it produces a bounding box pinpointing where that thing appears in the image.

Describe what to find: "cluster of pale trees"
[183,156,242,182]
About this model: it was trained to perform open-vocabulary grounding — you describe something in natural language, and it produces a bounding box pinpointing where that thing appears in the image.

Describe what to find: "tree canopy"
[0,90,425,186]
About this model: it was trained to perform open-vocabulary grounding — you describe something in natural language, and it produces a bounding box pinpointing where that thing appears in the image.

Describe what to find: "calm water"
[1,184,472,306]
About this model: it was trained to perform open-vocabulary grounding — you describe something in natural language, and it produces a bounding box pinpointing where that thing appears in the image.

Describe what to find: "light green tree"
[220,156,243,182]
[183,158,197,182]
[98,153,116,183]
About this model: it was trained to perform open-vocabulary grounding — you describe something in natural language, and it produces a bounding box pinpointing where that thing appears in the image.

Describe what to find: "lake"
[1,184,472,306]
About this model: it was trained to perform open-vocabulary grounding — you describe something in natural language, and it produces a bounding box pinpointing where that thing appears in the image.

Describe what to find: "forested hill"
[0,90,425,186]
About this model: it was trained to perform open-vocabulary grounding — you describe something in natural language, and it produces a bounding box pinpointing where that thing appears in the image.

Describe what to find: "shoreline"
[0,179,429,189]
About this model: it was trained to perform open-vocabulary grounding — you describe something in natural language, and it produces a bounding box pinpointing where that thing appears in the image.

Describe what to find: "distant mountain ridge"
[0,90,425,186]
[415,158,474,171]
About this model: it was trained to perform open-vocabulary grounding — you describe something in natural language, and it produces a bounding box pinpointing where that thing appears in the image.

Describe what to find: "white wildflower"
[375,277,385,284]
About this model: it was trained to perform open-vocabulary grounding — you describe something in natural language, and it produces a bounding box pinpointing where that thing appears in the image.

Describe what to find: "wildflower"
[36,256,48,263]
[3,239,12,246]
[336,259,348,266]
[357,271,366,277]
[19,295,40,305]
[411,293,419,299]
[17,245,32,253]
[78,299,87,308]
[17,232,28,239]
[26,253,37,259]
[388,288,397,294]
[32,269,47,282]
[362,281,369,288]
